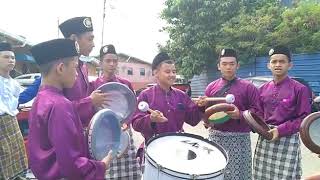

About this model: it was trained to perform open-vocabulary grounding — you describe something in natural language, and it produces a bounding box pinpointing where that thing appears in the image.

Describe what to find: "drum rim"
[117,130,130,158]
[96,82,137,122]
[87,109,121,160]
[300,112,320,154]
[204,103,235,124]
[144,132,228,178]
[243,110,273,140]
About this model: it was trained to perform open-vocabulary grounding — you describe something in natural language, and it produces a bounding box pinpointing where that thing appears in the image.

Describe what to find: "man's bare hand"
[90,90,110,108]
[150,110,168,123]
[196,96,208,107]
[225,104,240,119]
[268,128,279,141]
[102,150,113,170]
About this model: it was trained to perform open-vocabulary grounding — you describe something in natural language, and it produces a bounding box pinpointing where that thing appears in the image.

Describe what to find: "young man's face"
[101,54,118,75]
[217,57,239,80]
[0,51,15,74]
[60,57,79,88]
[268,54,292,78]
[154,62,176,87]
[77,32,95,56]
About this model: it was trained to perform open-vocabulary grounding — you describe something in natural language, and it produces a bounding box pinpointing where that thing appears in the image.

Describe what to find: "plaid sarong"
[209,129,252,180]
[0,114,28,180]
[105,129,141,180]
[253,133,302,180]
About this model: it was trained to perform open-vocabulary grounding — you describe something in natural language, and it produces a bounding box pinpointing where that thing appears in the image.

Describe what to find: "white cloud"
[0,0,168,62]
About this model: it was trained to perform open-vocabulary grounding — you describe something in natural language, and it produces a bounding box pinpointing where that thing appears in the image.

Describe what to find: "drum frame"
[204,103,235,125]
[300,112,320,154]
[96,82,137,123]
[116,130,130,158]
[144,132,228,179]
[87,109,121,160]
[243,110,273,140]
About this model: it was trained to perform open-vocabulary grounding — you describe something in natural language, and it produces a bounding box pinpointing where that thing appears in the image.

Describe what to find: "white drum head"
[145,133,228,177]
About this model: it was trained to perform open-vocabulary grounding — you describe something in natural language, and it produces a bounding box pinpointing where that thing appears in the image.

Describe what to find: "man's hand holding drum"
[90,89,111,108]
[225,104,240,119]
[101,150,113,170]
[268,128,279,141]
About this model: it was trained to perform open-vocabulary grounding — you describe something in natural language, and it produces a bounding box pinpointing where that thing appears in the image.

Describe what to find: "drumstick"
[192,94,235,104]
[138,101,157,114]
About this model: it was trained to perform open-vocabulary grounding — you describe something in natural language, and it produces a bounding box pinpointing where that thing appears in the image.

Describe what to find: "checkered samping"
[0,114,28,179]
[105,129,141,180]
[253,134,302,180]
[209,129,252,180]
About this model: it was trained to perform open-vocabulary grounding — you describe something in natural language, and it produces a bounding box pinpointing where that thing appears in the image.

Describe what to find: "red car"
[136,75,192,97]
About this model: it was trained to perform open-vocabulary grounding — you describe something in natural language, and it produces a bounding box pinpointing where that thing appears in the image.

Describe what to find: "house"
[86,53,154,90]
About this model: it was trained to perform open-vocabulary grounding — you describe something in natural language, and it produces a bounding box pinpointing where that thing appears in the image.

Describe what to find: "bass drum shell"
[143,133,228,180]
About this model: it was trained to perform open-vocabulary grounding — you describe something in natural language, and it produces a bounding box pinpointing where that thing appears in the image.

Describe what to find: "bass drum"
[143,133,228,180]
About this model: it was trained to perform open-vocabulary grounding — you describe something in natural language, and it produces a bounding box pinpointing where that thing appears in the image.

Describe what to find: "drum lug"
[191,174,199,179]
[157,164,163,180]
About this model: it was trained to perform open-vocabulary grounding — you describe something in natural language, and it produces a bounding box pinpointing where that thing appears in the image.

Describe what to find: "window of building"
[140,68,145,76]
[127,67,133,75]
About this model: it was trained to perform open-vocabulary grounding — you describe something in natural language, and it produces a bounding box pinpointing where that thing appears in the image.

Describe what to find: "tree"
[161,0,320,78]
[161,0,282,78]
[271,2,320,53]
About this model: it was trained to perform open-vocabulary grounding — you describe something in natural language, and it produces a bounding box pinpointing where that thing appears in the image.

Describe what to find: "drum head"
[96,82,137,123]
[204,103,235,124]
[243,110,272,140]
[145,133,228,178]
[300,112,320,154]
[88,109,121,160]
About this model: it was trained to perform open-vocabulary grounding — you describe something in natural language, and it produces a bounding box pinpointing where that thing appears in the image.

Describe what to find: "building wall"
[117,61,154,90]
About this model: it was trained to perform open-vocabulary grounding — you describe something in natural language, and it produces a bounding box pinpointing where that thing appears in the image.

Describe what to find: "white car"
[14,73,41,86]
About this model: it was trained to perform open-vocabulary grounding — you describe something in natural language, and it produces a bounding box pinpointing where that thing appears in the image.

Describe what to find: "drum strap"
[207,78,238,124]
[215,78,237,97]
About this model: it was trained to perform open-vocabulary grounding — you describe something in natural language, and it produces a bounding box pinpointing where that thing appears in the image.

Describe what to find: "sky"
[0,0,169,63]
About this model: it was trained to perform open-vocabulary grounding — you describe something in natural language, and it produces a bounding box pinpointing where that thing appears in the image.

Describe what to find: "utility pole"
[101,0,107,46]
[57,17,60,38]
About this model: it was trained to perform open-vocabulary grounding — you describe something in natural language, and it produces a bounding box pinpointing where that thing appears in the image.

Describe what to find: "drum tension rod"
[191,174,199,179]
[157,163,163,179]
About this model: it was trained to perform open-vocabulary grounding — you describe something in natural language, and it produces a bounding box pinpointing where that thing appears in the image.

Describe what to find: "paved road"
[132,121,320,178]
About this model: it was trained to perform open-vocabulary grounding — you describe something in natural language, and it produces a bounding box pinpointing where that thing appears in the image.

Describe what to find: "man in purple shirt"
[90,44,141,179]
[132,52,205,140]
[204,48,260,180]
[28,39,113,180]
[59,16,108,125]
[253,46,311,180]
[131,52,205,165]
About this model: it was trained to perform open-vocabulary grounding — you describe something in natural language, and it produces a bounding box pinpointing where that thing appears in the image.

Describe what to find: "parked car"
[135,75,192,97]
[244,75,311,90]
[14,73,41,86]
